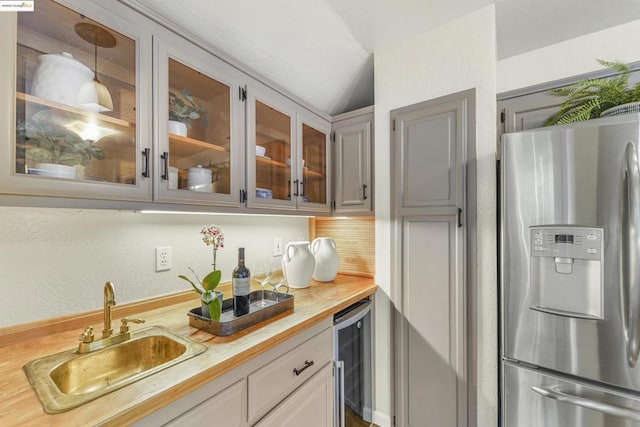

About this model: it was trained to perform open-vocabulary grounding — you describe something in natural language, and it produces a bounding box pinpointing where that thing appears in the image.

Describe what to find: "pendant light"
[75,23,116,113]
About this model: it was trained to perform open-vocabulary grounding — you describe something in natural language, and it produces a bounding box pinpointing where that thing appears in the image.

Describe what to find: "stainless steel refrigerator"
[501,113,640,426]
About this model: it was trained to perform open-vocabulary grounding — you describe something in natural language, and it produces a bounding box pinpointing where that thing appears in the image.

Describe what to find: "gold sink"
[23,326,207,413]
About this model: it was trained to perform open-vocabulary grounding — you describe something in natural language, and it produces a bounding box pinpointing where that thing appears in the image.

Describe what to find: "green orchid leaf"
[210,296,221,321]
[202,270,221,291]
[178,274,204,294]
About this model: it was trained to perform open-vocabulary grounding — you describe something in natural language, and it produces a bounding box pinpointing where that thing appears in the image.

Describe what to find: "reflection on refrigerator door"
[504,362,640,426]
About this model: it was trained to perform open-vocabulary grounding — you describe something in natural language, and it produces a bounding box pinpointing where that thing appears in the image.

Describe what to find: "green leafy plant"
[545,59,640,126]
[178,224,224,320]
[16,109,105,166]
[169,89,208,129]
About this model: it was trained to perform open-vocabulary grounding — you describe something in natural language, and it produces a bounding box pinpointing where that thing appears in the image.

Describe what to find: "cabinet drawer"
[248,327,332,421]
[164,380,244,426]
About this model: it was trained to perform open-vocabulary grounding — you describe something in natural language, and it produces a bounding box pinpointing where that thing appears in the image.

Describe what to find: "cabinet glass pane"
[301,124,326,204]
[255,101,291,201]
[16,0,137,184]
[168,59,231,194]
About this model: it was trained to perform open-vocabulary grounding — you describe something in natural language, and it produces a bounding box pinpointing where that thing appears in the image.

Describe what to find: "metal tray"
[188,290,294,336]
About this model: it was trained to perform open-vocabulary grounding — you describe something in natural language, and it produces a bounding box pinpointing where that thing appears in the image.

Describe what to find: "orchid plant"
[179,224,225,320]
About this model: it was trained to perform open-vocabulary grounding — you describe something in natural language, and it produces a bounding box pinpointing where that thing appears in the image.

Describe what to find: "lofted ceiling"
[127,0,640,116]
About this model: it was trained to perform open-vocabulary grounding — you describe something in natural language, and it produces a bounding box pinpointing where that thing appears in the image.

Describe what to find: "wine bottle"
[232,247,251,316]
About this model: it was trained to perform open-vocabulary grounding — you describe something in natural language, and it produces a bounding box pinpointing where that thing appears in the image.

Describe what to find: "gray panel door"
[333,118,372,214]
[391,90,472,427]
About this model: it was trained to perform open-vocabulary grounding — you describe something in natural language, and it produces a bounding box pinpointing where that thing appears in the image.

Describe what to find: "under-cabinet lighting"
[139,210,313,218]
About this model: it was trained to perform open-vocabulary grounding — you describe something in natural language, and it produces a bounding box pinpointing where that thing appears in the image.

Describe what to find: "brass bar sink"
[23,326,207,413]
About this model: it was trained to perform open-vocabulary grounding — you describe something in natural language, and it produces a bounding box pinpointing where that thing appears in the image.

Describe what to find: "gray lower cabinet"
[331,106,373,215]
[254,363,334,427]
[164,380,245,427]
[133,320,333,427]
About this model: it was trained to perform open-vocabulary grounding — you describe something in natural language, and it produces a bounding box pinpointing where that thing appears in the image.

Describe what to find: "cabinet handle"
[293,360,314,376]
[161,152,169,180]
[294,179,300,197]
[300,180,305,198]
[142,148,150,178]
[363,184,368,200]
[458,208,463,227]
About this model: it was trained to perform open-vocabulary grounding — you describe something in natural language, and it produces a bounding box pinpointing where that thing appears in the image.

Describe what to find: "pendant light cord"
[93,36,99,82]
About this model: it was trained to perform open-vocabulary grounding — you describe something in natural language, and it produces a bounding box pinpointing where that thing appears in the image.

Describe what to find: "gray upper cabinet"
[246,82,331,214]
[0,0,334,215]
[332,107,373,216]
[0,0,153,201]
[153,32,244,208]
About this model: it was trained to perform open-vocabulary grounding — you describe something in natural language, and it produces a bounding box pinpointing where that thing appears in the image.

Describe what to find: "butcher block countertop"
[0,274,377,426]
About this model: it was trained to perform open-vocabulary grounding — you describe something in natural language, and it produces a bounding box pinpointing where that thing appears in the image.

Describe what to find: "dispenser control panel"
[530,226,603,261]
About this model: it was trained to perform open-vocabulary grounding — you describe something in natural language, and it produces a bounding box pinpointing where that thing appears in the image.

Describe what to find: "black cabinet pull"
[293,360,314,376]
[458,208,463,227]
[363,184,368,200]
[300,180,305,198]
[142,148,150,178]
[161,152,169,180]
[294,179,300,197]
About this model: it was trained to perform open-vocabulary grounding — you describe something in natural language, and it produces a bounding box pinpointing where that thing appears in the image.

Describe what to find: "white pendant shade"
[78,79,113,112]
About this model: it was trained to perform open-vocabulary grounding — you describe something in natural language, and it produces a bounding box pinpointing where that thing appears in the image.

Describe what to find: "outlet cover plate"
[156,246,172,272]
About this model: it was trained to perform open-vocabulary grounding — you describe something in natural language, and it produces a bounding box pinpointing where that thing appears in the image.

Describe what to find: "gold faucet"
[102,281,116,338]
[77,282,145,354]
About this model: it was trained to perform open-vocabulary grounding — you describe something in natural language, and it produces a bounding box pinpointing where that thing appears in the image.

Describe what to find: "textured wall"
[0,207,308,328]
[374,6,497,426]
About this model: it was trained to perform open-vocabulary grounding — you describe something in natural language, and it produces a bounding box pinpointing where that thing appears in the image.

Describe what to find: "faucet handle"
[120,317,145,333]
[79,326,94,343]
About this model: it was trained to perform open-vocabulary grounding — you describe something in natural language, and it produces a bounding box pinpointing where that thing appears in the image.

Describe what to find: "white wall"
[0,207,308,328]
[498,18,640,93]
[373,5,497,427]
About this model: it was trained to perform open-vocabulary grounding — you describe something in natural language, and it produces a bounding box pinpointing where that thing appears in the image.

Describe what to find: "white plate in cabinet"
[247,327,332,422]
[254,362,334,427]
[164,380,244,427]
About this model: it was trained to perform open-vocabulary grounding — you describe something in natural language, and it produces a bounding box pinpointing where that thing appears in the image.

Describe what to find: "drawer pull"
[293,360,314,376]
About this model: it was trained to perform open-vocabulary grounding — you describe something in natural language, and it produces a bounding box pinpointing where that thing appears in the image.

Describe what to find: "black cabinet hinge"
[239,87,247,101]
[240,189,247,203]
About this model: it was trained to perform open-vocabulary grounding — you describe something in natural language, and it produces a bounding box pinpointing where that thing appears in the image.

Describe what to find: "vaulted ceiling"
[127,0,640,115]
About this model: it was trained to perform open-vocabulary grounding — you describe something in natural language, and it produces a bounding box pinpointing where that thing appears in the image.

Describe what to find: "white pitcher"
[311,237,339,282]
[282,241,316,288]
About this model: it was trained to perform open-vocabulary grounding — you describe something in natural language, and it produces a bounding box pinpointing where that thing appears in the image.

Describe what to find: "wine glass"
[252,259,273,307]
[270,261,290,302]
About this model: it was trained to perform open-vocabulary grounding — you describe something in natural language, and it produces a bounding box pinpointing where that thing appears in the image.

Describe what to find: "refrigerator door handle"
[532,385,640,422]
[624,143,640,368]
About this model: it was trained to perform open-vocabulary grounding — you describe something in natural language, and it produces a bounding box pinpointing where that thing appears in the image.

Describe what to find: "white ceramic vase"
[31,52,93,107]
[310,237,339,282]
[282,241,316,289]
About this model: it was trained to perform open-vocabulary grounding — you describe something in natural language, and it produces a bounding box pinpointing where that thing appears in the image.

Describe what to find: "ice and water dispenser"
[529,226,604,319]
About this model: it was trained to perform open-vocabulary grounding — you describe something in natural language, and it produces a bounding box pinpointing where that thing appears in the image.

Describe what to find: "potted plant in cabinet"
[16,109,105,179]
[168,89,209,137]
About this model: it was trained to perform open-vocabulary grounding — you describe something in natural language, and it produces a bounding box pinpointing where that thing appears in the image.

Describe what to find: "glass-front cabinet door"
[298,111,331,213]
[155,35,243,206]
[0,0,152,201]
[246,84,298,210]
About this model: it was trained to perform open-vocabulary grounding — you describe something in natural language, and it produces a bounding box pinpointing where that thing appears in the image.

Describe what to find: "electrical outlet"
[273,237,283,256]
[156,246,172,272]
